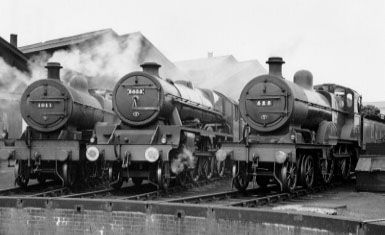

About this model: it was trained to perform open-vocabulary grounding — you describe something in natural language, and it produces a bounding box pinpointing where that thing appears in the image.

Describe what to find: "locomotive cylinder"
[112,62,224,126]
[239,57,332,133]
[20,62,110,132]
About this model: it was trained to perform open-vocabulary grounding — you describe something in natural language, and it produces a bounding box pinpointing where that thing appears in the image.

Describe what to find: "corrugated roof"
[19,28,117,54]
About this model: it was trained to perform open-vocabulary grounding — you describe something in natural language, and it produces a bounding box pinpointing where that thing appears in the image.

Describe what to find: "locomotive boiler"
[87,62,241,189]
[0,62,116,187]
[218,57,363,192]
[239,58,333,134]
[21,63,107,132]
[113,62,225,127]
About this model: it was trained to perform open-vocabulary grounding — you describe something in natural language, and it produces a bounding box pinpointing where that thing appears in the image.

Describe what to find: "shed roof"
[19,28,117,54]
[0,36,28,62]
[175,55,266,100]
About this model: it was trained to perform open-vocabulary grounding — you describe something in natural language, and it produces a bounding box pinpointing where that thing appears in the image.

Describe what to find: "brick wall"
[0,197,383,234]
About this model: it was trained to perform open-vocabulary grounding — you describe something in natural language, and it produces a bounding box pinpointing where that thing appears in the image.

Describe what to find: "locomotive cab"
[315,84,362,116]
[315,84,362,144]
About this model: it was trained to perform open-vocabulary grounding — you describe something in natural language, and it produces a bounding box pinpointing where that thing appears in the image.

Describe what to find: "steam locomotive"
[86,62,242,189]
[0,62,117,187]
[217,57,385,192]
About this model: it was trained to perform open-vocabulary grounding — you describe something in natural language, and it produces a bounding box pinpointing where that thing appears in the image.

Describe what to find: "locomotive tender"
[217,57,385,192]
[86,62,242,189]
[0,62,117,187]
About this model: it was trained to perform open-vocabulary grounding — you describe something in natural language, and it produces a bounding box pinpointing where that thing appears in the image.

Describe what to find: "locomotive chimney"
[45,62,62,80]
[141,62,161,77]
[10,34,17,47]
[266,57,285,77]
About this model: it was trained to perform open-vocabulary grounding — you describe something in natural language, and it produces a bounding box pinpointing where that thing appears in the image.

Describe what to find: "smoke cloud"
[176,56,266,100]
[28,32,187,90]
[0,57,29,93]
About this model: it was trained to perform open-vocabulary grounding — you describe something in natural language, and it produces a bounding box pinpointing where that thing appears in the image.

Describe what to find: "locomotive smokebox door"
[23,81,69,132]
[113,72,162,126]
[239,75,293,133]
[247,79,287,127]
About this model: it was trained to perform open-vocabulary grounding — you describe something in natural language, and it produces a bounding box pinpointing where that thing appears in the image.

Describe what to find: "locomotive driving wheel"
[300,155,315,188]
[190,157,202,182]
[14,160,29,188]
[280,161,297,192]
[339,157,351,181]
[202,158,211,179]
[157,161,170,190]
[216,158,226,177]
[190,157,210,182]
[62,162,77,187]
[232,162,249,192]
[109,164,123,189]
[190,164,200,182]
[206,157,214,179]
[320,157,334,184]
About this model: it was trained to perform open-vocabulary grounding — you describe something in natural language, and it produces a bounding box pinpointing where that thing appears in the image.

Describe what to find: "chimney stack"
[45,62,62,80]
[10,34,17,47]
[266,57,285,77]
[141,62,161,77]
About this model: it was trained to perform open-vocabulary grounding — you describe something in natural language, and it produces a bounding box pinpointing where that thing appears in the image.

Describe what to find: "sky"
[1,0,384,101]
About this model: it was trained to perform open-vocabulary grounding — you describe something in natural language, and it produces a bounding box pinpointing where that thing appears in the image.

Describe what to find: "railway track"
[163,184,333,208]
[0,181,60,196]
[116,176,231,201]
[27,187,70,197]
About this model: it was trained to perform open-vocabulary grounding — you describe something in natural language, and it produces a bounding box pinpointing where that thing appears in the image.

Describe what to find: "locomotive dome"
[239,57,295,132]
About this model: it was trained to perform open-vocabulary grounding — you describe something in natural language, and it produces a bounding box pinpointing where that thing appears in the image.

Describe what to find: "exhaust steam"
[171,148,196,174]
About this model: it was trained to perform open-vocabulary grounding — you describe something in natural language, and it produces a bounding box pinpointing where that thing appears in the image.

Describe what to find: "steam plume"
[171,148,196,174]
[0,57,29,93]
[28,32,187,89]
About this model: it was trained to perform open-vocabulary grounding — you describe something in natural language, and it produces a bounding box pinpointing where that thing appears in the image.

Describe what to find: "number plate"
[37,102,54,109]
[127,88,145,95]
[256,100,273,107]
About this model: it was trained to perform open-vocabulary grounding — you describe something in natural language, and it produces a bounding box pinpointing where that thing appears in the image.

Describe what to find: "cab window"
[234,105,239,121]
[356,96,362,113]
[346,93,353,108]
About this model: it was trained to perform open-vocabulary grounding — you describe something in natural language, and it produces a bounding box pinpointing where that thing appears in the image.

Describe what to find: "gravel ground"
[160,177,385,222]
[263,183,385,221]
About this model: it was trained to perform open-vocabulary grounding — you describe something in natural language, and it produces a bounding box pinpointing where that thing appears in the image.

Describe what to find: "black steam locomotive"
[217,57,385,192]
[86,62,242,189]
[0,62,117,187]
